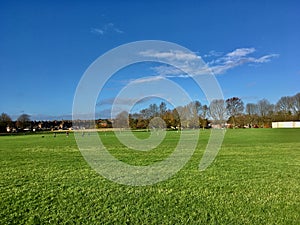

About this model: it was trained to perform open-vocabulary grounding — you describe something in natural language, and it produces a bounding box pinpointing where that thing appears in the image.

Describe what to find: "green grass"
[0,129,300,224]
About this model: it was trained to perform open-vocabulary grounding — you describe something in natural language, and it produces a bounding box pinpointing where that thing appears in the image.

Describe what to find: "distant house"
[272,121,300,128]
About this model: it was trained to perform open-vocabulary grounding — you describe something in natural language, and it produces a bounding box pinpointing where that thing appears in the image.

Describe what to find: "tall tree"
[187,101,200,128]
[257,99,274,127]
[199,104,209,129]
[175,106,188,128]
[226,97,244,128]
[246,103,258,115]
[16,114,31,129]
[245,103,258,127]
[140,103,158,119]
[275,96,294,120]
[140,108,150,119]
[114,111,129,129]
[149,103,159,118]
[292,93,300,119]
[159,102,167,117]
[209,99,228,125]
[193,100,202,115]
[0,113,12,132]
[172,108,180,128]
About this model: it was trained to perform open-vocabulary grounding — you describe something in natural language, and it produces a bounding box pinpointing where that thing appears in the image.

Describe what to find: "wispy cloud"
[91,23,124,36]
[139,50,210,78]
[137,48,279,82]
[203,50,223,58]
[227,47,256,57]
[150,66,192,78]
[130,76,165,84]
[91,28,104,35]
[139,50,200,61]
[97,96,155,106]
[208,48,279,74]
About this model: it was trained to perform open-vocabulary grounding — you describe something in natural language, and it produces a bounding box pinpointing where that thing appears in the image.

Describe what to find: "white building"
[272,121,300,128]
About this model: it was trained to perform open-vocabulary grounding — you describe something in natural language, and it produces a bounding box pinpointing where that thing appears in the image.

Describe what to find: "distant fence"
[272,121,300,128]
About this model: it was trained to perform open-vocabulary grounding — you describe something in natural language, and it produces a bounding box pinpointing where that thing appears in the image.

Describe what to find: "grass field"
[0,129,300,224]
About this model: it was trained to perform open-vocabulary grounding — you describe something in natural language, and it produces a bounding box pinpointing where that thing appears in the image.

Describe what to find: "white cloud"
[150,65,208,78]
[203,50,223,58]
[151,65,182,77]
[208,48,279,74]
[113,27,124,34]
[91,23,124,36]
[139,50,200,61]
[139,50,210,78]
[254,54,279,63]
[226,48,256,57]
[91,28,104,35]
[97,96,154,106]
[130,48,279,84]
[130,76,165,84]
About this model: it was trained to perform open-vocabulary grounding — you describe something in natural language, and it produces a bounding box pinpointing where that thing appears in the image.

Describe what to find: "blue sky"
[1,0,300,120]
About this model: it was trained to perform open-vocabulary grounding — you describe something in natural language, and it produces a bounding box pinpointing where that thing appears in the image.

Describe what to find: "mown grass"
[0,129,299,224]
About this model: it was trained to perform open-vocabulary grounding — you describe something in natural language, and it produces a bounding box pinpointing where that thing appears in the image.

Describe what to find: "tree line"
[1,92,299,132]
[0,114,73,133]
[115,92,300,129]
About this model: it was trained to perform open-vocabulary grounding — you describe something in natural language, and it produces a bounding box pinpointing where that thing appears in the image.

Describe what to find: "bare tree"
[175,105,189,128]
[209,99,228,126]
[257,99,274,127]
[193,100,202,115]
[245,103,258,127]
[246,103,258,115]
[159,102,167,117]
[226,97,244,128]
[149,103,159,118]
[292,93,300,119]
[140,103,159,119]
[187,101,200,128]
[0,113,12,132]
[275,96,294,120]
[16,114,31,129]
[257,99,272,117]
[114,111,129,129]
